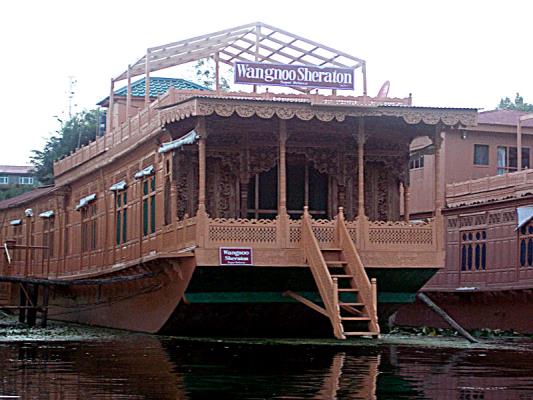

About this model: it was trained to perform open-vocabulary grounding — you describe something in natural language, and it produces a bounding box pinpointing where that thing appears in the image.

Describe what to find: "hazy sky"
[1,0,532,165]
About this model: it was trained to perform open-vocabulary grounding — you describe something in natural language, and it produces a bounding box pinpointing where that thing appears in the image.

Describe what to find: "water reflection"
[0,336,532,399]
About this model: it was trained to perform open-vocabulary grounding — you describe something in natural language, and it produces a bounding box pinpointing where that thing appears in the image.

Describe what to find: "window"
[42,218,55,258]
[519,223,533,268]
[142,175,156,236]
[18,176,34,185]
[115,190,128,245]
[473,144,489,165]
[461,230,487,271]
[164,158,172,226]
[0,176,8,184]
[246,161,328,220]
[497,146,530,174]
[81,203,97,252]
[409,155,424,169]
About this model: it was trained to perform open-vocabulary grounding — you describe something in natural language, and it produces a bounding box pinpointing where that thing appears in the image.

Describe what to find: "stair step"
[344,332,379,337]
[326,261,347,265]
[338,288,359,292]
[341,317,371,321]
[321,248,342,252]
[339,302,364,306]
[331,274,353,279]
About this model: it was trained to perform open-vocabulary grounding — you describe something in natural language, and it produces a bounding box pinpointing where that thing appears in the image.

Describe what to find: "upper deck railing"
[446,169,533,208]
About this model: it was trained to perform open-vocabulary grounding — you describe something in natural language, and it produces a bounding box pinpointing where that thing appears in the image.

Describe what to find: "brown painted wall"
[410,126,533,216]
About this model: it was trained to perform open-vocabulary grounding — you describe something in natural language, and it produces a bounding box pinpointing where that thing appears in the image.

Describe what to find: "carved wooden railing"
[336,210,379,334]
[206,217,278,247]
[301,209,344,339]
[365,220,435,250]
[202,215,437,251]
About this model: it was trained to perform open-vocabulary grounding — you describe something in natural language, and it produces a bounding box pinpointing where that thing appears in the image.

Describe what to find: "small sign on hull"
[219,247,253,266]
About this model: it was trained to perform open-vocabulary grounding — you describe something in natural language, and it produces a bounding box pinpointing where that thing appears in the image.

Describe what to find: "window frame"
[409,154,425,170]
[114,189,128,245]
[460,229,487,272]
[497,145,530,174]
[141,174,156,236]
[473,144,489,166]
[81,203,97,253]
[18,176,34,185]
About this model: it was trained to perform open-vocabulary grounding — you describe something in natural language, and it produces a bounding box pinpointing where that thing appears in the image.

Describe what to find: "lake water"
[0,333,532,399]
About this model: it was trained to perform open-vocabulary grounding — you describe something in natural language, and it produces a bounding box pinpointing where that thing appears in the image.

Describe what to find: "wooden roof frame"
[114,22,367,95]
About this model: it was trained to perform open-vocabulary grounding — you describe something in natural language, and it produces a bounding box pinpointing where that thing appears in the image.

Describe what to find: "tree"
[194,58,232,91]
[31,109,100,185]
[498,93,533,112]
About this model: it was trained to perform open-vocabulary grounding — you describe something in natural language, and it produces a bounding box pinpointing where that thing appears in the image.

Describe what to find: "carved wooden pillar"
[197,117,207,215]
[240,134,250,218]
[433,126,444,253]
[403,182,410,222]
[278,119,289,247]
[517,119,523,172]
[433,127,443,218]
[357,118,366,218]
[126,65,132,118]
[107,78,115,134]
[278,119,288,216]
[145,50,151,106]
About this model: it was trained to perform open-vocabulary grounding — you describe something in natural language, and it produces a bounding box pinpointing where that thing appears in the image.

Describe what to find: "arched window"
[518,222,533,268]
[460,230,488,272]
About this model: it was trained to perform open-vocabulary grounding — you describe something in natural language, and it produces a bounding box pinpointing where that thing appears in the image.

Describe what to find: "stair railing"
[335,208,380,334]
[301,207,344,339]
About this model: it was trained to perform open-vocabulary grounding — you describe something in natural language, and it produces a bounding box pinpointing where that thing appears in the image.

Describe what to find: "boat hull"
[4,263,438,335]
[394,290,533,333]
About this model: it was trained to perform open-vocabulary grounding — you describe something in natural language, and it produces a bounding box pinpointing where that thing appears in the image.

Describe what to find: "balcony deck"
[2,212,441,281]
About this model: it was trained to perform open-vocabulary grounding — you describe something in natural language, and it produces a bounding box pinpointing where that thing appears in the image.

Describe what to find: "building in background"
[0,165,37,192]
[407,109,533,219]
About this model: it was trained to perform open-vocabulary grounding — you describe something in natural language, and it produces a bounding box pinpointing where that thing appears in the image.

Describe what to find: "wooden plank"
[417,293,478,343]
[283,290,328,317]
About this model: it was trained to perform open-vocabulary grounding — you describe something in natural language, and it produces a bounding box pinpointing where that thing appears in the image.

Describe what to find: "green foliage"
[194,58,231,91]
[498,93,533,112]
[31,109,100,185]
[0,185,37,201]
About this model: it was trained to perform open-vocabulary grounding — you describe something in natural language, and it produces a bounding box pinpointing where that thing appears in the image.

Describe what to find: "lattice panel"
[369,227,433,245]
[209,226,277,243]
[311,226,335,243]
[347,228,358,244]
[289,227,302,243]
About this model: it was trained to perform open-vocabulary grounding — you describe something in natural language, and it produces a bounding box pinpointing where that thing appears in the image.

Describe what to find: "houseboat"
[0,22,477,338]
[396,110,533,333]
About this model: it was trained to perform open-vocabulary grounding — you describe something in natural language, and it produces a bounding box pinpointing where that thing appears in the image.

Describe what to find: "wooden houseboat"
[396,112,533,333]
[0,23,477,338]
[396,169,533,333]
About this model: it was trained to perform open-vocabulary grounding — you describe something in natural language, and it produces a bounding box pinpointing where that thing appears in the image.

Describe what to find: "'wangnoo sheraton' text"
[234,62,355,90]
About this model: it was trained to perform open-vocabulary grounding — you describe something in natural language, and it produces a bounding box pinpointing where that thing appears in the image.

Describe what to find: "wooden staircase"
[294,207,380,339]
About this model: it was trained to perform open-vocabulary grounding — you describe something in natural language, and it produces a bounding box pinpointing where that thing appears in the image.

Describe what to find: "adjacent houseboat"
[397,111,533,333]
[0,22,477,338]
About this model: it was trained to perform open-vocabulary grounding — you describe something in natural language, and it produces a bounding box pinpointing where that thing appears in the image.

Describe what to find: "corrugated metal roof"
[0,186,57,210]
[478,109,533,127]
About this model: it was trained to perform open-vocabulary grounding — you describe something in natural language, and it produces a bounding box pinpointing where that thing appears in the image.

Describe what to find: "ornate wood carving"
[162,99,477,127]
[249,147,278,175]
[174,150,198,219]
[206,153,239,218]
